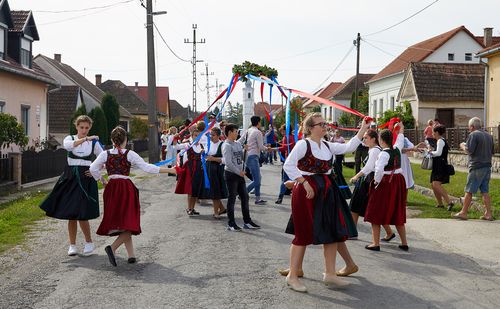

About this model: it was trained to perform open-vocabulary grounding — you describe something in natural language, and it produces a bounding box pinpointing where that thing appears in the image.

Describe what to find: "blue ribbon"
[294,111,299,144]
[285,90,291,156]
[269,84,273,125]
[277,149,286,162]
[246,74,281,87]
[201,133,211,189]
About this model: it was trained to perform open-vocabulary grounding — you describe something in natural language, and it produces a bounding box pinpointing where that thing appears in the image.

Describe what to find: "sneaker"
[255,199,267,205]
[186,209,194,216]
[67,244,78,256]
[275,196,283,204]
[243,221,261,229]
[191,209,200,215]
[82,242,95,256]
[227,224,242,231]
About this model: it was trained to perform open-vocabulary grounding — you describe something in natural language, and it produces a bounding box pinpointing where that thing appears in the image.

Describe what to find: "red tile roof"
[330,74,375,100]
[48,86,80,133]
[368,26,479,83]
[303,82,342,108]
[128,85,169,116]
[475,36,500,48]
[477,41,500,56]
[254,102,283,119]
[0,55,56,85]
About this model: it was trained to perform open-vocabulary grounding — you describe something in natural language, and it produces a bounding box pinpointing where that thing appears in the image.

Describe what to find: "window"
[378,98,384,116]
[20,38,31,68]
[0,28,4,60]
[247,93,251,99]
[448,53,455,61]
[0,100,5,113]
[21,105,30,135]
[390,96,395,110]
[465,53,472,61]
[372,99,377,117]
[329,106,333,121]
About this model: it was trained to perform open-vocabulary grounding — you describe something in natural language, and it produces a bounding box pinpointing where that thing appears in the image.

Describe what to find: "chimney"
[134,82,139,92]
[484,27,493,47]
[54,54,61,63]
[95,74,102,86]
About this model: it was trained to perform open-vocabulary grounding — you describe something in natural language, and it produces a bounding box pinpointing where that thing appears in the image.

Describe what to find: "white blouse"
[283,137,362,180]
[430,138,445,157]
[63,135,103,166]
[206,140,223,156]
[360,147,381,175]
[175,142,203,163]
[89,148,160,180]
[374,149,403,184]
[394,133,404,153]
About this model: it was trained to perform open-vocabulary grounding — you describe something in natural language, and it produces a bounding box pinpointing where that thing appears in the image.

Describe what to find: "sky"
[9,0,500,113]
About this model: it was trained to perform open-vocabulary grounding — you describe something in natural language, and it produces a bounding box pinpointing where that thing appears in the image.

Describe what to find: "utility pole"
[353,32,360,111]
[184,24,205,114]
[145,0,166,163]
[201,63,214,110]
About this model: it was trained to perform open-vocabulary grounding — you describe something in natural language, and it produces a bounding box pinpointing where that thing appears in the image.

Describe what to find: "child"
[89,126,176,266]
[364,129,408,251]
[222,123,260,231]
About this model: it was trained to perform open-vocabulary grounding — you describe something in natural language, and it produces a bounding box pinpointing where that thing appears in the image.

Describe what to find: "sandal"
[480,215,495,221]
[452,213,467,220]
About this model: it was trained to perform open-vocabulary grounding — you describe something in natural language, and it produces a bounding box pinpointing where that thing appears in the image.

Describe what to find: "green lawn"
[0,191,48,254]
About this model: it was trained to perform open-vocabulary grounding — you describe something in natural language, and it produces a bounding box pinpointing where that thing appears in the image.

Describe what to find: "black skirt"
[40,165,99,220]
[349,172,374,217]
[431,157,450,184]
[333,160,352,200]
[197,161,228,199]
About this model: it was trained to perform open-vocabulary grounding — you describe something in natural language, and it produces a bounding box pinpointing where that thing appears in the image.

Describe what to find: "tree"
[88,106,108,143]
[69,103,87,135]
[101,93,120,144]
[167,116,185,129]
[339,89,369,127]
[0,113,29,149]
[226,102,243,127]
[378,100,416,129]
[130,117,148,139]
[232,61,278,81]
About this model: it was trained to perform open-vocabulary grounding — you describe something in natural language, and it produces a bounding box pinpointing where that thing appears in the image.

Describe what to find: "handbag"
[421,155,433,170]
[446,164,455,175]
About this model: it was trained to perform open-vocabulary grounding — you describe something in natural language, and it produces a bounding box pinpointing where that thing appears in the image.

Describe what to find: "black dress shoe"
[275,197,283,204]
[127,257,137,264]
[398,245,409,251]
[381,233,396,242]
[105,245,117,267]
[365,245,380,251]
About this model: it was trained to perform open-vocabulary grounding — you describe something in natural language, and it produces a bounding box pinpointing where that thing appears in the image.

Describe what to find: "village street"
[0,164,499,309]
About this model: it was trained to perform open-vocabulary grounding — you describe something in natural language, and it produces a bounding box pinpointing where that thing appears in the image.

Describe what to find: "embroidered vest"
[297,140,333,174]
[106,149,131,176]
[383,148,401,171]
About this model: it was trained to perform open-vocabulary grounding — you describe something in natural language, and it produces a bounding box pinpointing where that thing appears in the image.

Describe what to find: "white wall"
[424,31,483,63]
[367,73,404,119]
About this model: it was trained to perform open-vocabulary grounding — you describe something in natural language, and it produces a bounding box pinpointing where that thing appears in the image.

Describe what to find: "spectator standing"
[454,117,495,221]
[246,116,270,204]
[427,125,453,210]
[424,119,436,149]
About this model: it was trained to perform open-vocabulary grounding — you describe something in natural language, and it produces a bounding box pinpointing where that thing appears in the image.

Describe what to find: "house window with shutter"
[448,53,455,61]
[465,53,472,61]
[390,96,395,110]
[20,38,31,68]
[0,101,5,113]
[0,28,5,60]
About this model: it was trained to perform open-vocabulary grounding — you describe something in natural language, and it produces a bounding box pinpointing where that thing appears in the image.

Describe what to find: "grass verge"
[0,191,48,254]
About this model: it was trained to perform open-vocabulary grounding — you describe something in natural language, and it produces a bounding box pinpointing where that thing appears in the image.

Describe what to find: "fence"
[21,149,67,184]
[131,139,148,153]
[405,126,500,152]
[0,154,14,184]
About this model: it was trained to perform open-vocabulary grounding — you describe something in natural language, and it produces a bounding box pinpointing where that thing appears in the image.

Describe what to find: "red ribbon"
[290,88,366,118]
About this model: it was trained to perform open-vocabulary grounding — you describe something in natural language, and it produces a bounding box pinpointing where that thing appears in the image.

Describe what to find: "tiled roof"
[303,82,343,108]
[409,62,484,102]
[477,41,500,55]
[9,10,29,32]
[475,36,500,48]
[35,54,105,103]
[368,26,479,83]
[48,86,80,133]
[330,74,375,100]
[254,102,283,119]
[128,85,169,115]
[0,55,56,85]
[169,99,189,119]
[99,80,148,115]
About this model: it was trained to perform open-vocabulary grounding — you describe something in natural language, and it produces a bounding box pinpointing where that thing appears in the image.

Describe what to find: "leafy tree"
[226,102,243,127]
[167,116,185,129]
[312,105,321,113]
[232,61,278,81]
[130,117,148,139]
[378,100,416,129]
[101,93,120,143]
[0,113,29,149]
[69,103,87,135]
[88,107,108,143]
[338,89,369,127]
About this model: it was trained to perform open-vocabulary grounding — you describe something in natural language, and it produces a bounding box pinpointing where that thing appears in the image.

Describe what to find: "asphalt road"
[1,164,499,309]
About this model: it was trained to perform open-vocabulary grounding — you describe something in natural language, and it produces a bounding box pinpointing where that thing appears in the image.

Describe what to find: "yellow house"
[477,42,500,127]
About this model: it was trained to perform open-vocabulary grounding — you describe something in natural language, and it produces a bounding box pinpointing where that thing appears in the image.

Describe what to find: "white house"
[366,26,494,121]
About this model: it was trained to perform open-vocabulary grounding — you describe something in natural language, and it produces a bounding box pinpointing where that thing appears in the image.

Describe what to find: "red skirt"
[290,174,352,246]
[364,173,407,225]
[97,178,141,236]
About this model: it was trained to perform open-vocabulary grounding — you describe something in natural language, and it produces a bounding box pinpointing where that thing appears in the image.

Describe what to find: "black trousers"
[224,171,251,226]
[354,145,369,173]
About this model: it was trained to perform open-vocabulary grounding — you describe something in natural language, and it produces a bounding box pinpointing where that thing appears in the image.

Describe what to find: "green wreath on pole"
[232,61,278,81]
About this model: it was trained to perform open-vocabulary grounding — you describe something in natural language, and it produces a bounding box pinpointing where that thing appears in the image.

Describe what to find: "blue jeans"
[279,169,290,196]
[465,166,491,194]
[246,155,262,198]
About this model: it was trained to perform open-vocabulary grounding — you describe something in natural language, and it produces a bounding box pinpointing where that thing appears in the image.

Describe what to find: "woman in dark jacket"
[428,125,453,210]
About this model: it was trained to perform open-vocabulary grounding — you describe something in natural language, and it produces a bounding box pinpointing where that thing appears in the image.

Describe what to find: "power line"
[35,0,134,13]
[364,0,440,37]
[361,38,408,63]
[311,44,355,93]
[267,40,351,63]
[153,22,191,63]
[38,6,118,26]
[362,38,436,52]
